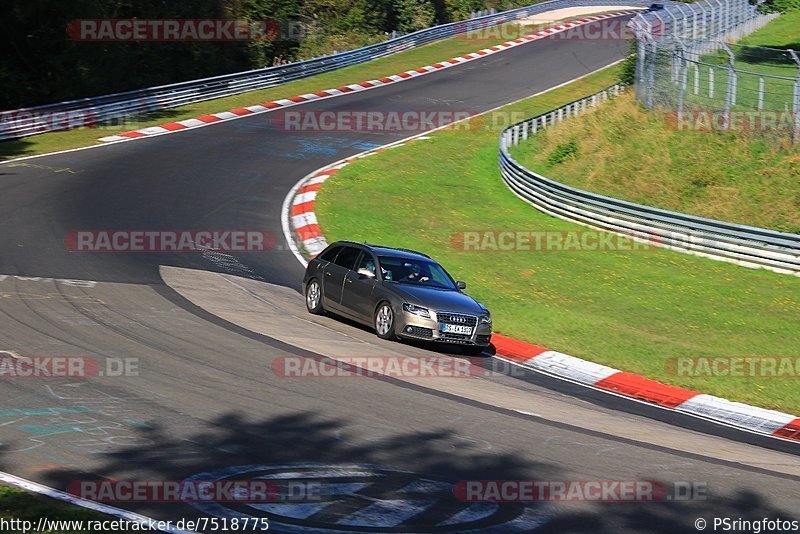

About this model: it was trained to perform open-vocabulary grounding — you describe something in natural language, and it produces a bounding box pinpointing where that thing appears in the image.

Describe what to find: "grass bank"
[315,64,800,414]
[511,92,800,232]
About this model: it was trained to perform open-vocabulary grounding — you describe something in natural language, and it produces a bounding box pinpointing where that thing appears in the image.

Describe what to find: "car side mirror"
[456,281,466,290]
[357,268,376,278]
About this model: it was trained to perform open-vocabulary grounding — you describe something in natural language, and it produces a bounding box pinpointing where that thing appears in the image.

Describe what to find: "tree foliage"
[1,0,535,108]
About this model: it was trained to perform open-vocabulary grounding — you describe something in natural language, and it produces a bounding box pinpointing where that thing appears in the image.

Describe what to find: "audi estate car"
[302,241,492,353]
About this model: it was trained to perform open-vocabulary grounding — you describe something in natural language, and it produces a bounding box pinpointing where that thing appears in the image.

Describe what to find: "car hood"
[387,283,487,315]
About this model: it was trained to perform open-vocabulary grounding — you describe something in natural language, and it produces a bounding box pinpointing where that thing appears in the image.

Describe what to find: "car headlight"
[480,313,492,325]
[402,303,431,318]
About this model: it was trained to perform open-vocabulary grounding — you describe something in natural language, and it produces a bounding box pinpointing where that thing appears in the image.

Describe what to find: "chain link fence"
[629,0,800,140]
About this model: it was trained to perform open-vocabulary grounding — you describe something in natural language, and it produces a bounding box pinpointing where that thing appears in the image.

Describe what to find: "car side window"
[319,246,342,262]
[354,253,376,276]
[333,246,360,270]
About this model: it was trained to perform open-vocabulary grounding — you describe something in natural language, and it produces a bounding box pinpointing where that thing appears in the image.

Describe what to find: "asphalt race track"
[0,14,798,533]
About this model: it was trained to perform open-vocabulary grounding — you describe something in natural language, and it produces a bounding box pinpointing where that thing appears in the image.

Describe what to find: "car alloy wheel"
[375,302,396,340]
[306,279,323,314]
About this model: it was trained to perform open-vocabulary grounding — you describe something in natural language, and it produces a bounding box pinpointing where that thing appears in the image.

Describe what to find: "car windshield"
[377,256,457,290]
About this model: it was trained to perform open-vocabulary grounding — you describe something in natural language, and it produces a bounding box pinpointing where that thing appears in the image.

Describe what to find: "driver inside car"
[402,262,430,283]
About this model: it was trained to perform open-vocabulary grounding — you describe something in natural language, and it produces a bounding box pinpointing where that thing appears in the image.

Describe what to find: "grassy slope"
[511,12,800,233]
[315,65,800,414]
[511,92,800,232]
[0,18,565,161]
[738,9,800,48]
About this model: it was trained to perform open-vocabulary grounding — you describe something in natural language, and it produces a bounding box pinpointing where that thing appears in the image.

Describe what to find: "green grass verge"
[739,9,800,48]
[315,64,800,414]
[0,484,128,532]
[0,15,594,162]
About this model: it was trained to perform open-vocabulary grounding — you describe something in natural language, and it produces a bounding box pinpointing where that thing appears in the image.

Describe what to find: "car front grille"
[440,332,472,342]
[435,312,478,327]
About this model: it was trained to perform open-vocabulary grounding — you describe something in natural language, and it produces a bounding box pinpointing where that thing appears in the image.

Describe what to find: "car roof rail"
[335,240,432,259]
[367,243,432,259]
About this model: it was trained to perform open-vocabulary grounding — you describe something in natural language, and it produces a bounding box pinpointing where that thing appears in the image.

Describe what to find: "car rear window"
[319,246,342,262]
[333,247,360,270]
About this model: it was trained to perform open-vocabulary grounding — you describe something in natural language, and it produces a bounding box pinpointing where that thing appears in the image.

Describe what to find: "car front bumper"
[396,310,492,346]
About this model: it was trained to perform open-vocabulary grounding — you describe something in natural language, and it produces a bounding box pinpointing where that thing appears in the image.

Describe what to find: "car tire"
[305,279,324,315]
[374,301,397,340]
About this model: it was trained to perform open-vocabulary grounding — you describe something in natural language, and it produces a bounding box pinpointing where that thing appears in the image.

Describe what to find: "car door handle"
[325,272,332,276]
[346,278,353,284]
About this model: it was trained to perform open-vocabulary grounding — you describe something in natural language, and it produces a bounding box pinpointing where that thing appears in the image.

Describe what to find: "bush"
[547,140,578,165]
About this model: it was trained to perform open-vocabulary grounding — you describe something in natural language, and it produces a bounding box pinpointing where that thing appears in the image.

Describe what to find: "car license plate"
[441,323,473,335]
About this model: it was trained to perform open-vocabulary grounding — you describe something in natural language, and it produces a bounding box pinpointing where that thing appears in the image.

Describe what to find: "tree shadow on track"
[8,410,799,533]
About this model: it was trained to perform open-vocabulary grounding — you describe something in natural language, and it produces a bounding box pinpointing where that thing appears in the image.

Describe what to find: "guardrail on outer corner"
[498,84,800,276]
[0,0,653,141]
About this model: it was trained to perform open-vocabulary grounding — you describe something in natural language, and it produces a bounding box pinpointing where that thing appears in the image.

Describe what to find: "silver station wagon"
[302,241,492,354]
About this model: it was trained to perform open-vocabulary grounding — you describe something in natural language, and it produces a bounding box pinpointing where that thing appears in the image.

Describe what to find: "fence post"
[646,41,658,109]
[709,67,715,99]
[676,38,689,116]
[789,49,800,143]
[711,0,724,35]
[721,42,736,131]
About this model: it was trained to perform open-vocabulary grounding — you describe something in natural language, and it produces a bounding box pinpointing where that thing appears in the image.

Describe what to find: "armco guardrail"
[0,0,651,141]
[498,84,800,275]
